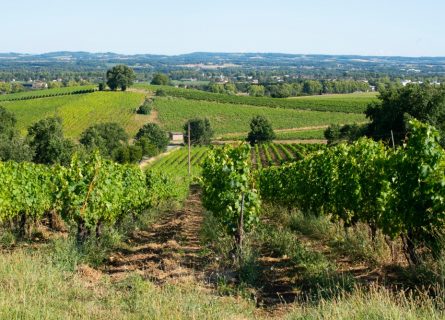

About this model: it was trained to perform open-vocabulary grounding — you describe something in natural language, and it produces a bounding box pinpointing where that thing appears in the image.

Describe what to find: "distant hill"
[1,51,444,70]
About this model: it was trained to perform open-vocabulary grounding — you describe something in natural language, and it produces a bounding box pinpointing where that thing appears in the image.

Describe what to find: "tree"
[112,145,143,163]
[151,73,170,85]
[247,116,276,145]
[135,123,169,152]
[79,123,129,158]
[0,106,33,162]
[135,137,159,157]
[248,85,265,97]
[106,65,136,91]
[0,106,17,139]
[302,80,323,95]
[268,84,292,98]
[183,118,214,145]
[27,117,74,165]
[366,83,445,145]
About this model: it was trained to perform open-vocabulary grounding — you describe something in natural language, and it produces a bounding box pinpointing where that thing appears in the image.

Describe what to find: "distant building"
[169,132,184,143]
[31,81,48,89]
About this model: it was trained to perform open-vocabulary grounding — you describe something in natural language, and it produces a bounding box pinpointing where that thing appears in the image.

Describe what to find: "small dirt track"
[104,185,207,284]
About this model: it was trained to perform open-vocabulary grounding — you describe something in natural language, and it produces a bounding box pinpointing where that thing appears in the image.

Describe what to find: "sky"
[2,0,445,57]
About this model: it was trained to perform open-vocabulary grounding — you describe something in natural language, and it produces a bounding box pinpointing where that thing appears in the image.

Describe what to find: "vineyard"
[153,97,366,136]
[258,120,445,264]
[0,152,179,239]
[134,84,376,113]
[2,91,146,138]
[0,85,96,102]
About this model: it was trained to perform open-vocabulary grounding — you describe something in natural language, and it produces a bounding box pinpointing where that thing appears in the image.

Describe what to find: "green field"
[153,97,366,136]
[2,91,146,139]
[134,83,377,113]
[219,128,327,141]
[0,85,96,102]
[1,87,369,142]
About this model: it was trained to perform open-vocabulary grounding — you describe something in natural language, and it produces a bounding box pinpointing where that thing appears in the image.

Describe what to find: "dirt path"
[103,185,208,284]
[139,145,181,170]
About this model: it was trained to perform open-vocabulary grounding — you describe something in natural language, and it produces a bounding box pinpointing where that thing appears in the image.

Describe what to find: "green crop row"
[135,83,376,113]
[0,85,96,102]
[153,97,367,136]
[2,91,146,139]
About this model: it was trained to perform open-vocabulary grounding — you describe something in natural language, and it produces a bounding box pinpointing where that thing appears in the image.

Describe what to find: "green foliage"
[79,122,129,158]
[106,65,136,91]
[268,83,292,98]
[258,120,445,265]
[381,120,445,263]
[0,106,33,162]
[247,115,276,145]
[135,123,169,152]
[201,144,261,236]
[151,73,170,86]
[248,85,265,97]
[135,137,158,157]
[183,118,214,145]
[136,98,152,115]
[27,117,74,165]
[112,145,143,163]
[366,83,445,144]
[134,84,376,113]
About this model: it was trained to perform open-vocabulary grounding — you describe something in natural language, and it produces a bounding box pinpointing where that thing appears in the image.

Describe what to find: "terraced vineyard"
[2,91,146,139]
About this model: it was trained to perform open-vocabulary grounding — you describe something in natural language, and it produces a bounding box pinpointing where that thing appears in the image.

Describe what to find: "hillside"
[2,91,146,139]
[0,86,370,141]
[153,97,366,136]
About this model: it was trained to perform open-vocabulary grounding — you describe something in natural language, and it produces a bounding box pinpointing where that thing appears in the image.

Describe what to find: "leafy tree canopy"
[183,118,214,145]
[151,73,170,86]
[366,83,445,145]
[247,115,276,145]
[27,117,74,165]
[135,123,169,152]
[106,65,136,91]
[79,122,128,157]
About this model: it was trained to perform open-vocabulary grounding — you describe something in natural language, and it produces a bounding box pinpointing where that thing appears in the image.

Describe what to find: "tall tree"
[106,65,136,91]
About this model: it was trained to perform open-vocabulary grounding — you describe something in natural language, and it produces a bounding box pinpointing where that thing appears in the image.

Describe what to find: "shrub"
[247,115,276,145]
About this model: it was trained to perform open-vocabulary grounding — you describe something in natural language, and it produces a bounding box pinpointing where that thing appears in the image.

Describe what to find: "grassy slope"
[154,97,366,136]
[2,91,146,139]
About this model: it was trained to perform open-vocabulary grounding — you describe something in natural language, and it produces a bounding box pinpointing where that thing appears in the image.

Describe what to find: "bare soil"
[103,185,210,285]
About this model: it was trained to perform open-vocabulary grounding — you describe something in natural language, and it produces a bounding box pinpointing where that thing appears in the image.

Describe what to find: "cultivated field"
[2,91,146,139]
[154,97,366,136]
[134,83,377,113]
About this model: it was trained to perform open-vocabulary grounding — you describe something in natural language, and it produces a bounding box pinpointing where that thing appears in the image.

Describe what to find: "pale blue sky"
[2,0,444,56]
